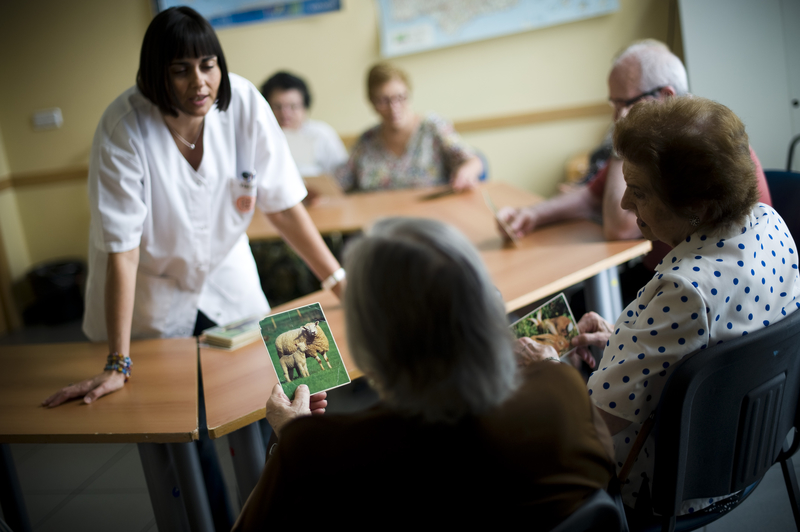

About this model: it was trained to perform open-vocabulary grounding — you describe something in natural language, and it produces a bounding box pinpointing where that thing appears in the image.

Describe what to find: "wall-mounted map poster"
[376,0,619,57]
[156,0,341,29]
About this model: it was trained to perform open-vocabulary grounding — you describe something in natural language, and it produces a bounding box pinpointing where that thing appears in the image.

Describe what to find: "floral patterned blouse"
[334,113,474,192]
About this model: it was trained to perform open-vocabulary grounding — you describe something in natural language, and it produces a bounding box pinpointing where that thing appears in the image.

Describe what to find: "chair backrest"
[786,134,800,171]
[549,489,625,532]
[765,170,800,239]
[650,308,800,518]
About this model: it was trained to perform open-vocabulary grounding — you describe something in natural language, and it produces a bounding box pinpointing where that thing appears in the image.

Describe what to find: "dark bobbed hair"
[614,96,759,228]
[260,72,311,108]
[137,6,231,117]
[344,217,518,423]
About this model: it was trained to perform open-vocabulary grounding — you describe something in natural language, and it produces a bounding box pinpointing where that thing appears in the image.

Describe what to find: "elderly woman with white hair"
[233,217,614,529]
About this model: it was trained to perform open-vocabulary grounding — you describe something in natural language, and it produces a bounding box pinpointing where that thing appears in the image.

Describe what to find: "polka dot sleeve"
[588,274,709,423]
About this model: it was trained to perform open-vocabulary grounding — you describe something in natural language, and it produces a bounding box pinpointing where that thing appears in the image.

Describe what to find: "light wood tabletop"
[247,181,535,239]
[0,339,199,443]
[204,182,651,439]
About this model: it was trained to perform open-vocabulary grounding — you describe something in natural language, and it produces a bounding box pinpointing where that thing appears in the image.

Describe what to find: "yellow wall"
[0,0,152,174]
[0,122,31,281]
[0,123,9,179]
[0,0,675,285]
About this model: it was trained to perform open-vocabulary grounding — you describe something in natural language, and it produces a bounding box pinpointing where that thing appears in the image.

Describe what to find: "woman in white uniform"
[43,7,341,530]
[43,7,343,405]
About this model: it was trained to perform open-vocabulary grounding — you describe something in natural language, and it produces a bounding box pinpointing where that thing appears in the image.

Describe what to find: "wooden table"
[0,339,214,532]
[211,182,650,501]
[248,181,650,314]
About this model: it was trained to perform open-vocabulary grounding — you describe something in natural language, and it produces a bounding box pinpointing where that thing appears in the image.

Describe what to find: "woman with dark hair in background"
[42,7,342,529]
[261,71,348,177]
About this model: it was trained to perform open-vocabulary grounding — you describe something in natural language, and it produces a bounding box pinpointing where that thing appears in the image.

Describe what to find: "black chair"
[765,134,800,238]
[633,308,800,532]
[550,489,628,532]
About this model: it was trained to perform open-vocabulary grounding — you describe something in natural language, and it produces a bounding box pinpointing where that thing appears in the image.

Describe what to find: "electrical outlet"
[32,108,63,131]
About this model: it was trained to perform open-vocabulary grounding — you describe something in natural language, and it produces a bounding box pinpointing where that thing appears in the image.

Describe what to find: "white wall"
[679,0,799,170]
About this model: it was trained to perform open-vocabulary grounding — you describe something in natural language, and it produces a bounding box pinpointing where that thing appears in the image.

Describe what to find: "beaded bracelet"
[104,352,132,382]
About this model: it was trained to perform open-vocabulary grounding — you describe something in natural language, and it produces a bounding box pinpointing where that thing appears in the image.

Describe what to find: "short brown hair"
[366,63,411,101]
[614,96,758,228]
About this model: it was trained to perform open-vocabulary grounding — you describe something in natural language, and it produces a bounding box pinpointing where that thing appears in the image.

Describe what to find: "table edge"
[504,240,652,311]
[0,429,199,444]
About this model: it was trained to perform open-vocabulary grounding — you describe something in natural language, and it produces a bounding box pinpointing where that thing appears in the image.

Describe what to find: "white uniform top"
[83,73,306,341]
[282,119,348,177]
[588,203,800,513]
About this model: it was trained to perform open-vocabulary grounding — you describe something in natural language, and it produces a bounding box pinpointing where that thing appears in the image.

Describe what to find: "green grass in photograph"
[263,319,350,399]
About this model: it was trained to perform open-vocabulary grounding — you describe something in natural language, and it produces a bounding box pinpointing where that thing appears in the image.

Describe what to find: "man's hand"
[514,337,559,366]
[497,206,538,239]
[42,370,126,408]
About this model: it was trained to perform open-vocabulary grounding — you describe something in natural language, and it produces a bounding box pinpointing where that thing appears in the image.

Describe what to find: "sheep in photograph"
[279,340,309,382]
[275,321,319,359]
[304,329,332,370]
[275,322,320,382]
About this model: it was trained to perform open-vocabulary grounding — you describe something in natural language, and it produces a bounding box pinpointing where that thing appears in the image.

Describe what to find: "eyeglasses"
[270,102,302,112]
[608,86,666,109]
[372,93,408,109]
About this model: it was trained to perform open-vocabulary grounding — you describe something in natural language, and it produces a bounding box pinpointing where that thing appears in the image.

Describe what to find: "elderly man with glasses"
[498,40,771,273]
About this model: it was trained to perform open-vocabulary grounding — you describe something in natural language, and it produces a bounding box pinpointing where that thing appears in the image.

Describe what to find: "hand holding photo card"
[260,302,351,399]
[509,293,580,359]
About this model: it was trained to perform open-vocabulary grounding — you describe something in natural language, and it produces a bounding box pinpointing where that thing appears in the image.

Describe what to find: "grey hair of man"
[344,217,518,423]
[613,39,689,96]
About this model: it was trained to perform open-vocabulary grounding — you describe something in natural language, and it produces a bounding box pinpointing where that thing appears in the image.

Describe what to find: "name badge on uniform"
[233,171,256,213]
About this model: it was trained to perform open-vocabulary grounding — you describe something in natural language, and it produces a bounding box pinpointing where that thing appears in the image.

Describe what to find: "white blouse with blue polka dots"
[588,203,800,514]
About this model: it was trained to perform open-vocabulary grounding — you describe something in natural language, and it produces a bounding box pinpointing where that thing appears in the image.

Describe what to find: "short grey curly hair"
[613,39,689,96]
[344,217,518,422]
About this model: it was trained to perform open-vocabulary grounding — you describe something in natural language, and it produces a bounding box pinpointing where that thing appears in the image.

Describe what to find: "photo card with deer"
[509,293,580,358]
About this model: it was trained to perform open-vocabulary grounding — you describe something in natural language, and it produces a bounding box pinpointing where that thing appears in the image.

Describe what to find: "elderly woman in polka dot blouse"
[523,96,800,518]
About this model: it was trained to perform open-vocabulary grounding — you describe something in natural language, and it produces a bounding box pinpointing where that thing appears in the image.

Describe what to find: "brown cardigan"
[233,362,614,529]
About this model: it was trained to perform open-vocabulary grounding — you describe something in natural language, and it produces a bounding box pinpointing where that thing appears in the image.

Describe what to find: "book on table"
[201,315,263,350]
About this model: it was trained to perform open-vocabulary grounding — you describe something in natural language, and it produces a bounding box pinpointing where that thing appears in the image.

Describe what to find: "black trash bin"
[23,260,86,326]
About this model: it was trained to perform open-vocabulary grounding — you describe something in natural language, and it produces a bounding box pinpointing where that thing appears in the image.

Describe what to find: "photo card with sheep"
[260,302,351,399]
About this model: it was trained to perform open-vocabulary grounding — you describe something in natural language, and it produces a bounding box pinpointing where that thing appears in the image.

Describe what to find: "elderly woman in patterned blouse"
[334,63,483,192]
[519,96,800,518]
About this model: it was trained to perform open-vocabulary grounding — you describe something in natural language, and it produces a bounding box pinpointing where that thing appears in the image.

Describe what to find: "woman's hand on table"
[514,337,559,366]
[42,370,127,408]
[449,156,483,192]
[564,311,615,370]
[497,206,538,240]
[266,384,328,438]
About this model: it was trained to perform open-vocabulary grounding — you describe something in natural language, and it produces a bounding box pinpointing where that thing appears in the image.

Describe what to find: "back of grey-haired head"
[344,217,518,422]
[613,39,689,96]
